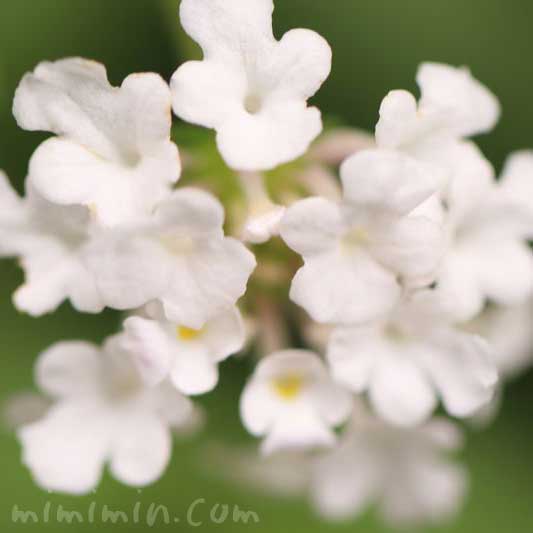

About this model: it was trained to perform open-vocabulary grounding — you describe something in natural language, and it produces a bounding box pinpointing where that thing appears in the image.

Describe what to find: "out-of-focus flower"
[121,304,245,395]
[18,337,193,494]
[85,188,256,328]
[0,173,104,315]
[309,128,376,167]
[240,350,352,454]
[280,149,446,325]
[312,412,467,527]
[14,58,180,227]
[434,156,533,322]
[171,0,331,171]
[327,291,498,426]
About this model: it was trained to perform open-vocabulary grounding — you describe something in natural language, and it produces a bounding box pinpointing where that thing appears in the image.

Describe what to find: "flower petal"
[290,249,400,325]
[18,403,108,495]
[280,197,343,257]
[340,149,445,215]
[417,62,500,138]
[171,345,219,396]
[110,412,171,487]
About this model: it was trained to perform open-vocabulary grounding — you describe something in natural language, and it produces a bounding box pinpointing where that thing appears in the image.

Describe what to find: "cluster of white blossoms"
[2,0,533,527]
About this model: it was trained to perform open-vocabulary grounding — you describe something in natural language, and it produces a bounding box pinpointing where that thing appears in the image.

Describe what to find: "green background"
[0,1,532,531]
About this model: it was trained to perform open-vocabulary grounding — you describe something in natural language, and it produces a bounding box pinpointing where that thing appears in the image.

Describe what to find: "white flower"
[0,173,104,316]
[18,337,193,494]
[13,58,180,226]
[280,149,446,325]
[312,412,467,527]
[376,63,499,222]
[171,0,331,171]
[434,154,533,321]
[85,188,256,329]
[121,304,245,395]
[498,150,533,223]
[327,291,498,426]
[240,350,352,455]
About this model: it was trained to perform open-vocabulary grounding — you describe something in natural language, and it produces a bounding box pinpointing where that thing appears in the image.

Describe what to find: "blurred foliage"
[1,1,533,532]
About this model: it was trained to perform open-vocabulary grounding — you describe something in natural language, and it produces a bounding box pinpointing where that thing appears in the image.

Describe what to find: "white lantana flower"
[240,350,352,455]
[327,291,498,426]
[376,62,499,203]
[121,304,245,395]
[312,413,467,526]
[18,337,193,494]
[85,188,256,329]
[14,57,180,226]
[0,173,103,315]
[171,0,331,171]
[280,149,446,325]
[434,154,533,322]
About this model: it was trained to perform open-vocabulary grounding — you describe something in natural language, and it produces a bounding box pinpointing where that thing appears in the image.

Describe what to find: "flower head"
[171,0,331,171]
[121,304,246,395]
[312,412,467,527]
[85,188,256,328]
[0,173,103,315]
[240,350,352,455]
[14,58,180,226]
[327,291,498,426]
[18,337,193,494]
[280,149,446,324]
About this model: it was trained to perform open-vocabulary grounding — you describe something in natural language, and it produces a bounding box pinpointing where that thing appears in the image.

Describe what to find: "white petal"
[290,249,400,325]
[370,215,445,286]
[419,331,498,417]
[162,237,256,329]
[261,407,336,455]
[327,325,381,392]
[240,380,280,436]
[499,150,533,216]
[121,317,172,386]
[417,62,500,137]
[171,345,219,396]
[85,232,174,311]
[18,403,108,494]
[216,103,322,171]
[179,0,274,58]
[36,341,103,399]
[110,412,171,487]
[280,197,342,257]
[242,204,286,244]
[340,149,445,215]
[369,352,437,427]
[203,306,246,361]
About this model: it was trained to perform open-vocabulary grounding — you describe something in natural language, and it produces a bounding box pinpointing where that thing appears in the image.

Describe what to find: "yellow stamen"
[272,374,304,401]
[177,326,203,341]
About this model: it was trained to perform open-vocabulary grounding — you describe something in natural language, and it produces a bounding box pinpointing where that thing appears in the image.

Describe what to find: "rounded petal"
[369,353,437,426]
[162,237,256,329]
[85,232,174,311]
[290,250,400,325]
[18,403,108,495]
[36,341,102,399]
[371,215,446,286]
[203,306,246,361]
[417,62,500,138]
[171,345,219,396]
[217,103,322,171]
[269,28,331,100]
[171,60,246,129]
[340,149,445,215]
[419,331,498,417]
[110,413,171,487]
[499,150,533,216]
[121,317,172,386]
[240,380,279,436]
[280,197,343,257]
[327,326,381,392]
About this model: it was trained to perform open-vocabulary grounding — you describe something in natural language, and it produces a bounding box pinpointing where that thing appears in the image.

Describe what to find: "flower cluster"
[2,0,533,528]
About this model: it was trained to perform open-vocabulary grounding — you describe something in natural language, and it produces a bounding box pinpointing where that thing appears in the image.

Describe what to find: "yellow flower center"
[271,374,304,401]
[177,326,203,342]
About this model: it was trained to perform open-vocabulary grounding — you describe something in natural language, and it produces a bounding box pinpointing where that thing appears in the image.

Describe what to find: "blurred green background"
[1,1,532,531]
